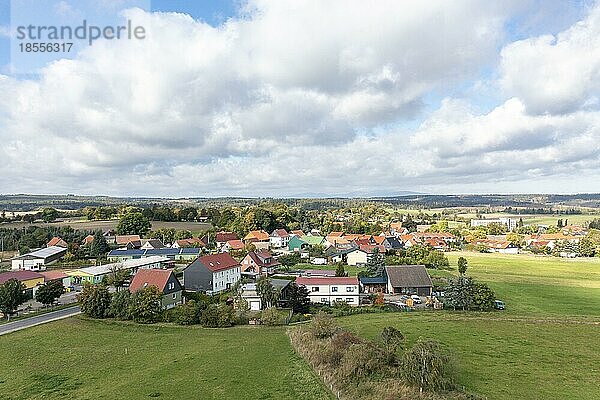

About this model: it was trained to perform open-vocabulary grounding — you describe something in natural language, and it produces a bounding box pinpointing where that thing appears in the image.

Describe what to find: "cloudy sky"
[0,0,599,197]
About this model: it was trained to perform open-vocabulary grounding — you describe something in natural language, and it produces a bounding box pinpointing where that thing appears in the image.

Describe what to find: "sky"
[0,0,599,198]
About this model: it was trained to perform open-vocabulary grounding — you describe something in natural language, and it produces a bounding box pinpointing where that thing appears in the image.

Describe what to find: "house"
[290,230,305,237]
[221,239,245,252]
[303,235,325,247]
[11,246,67,271]
[389,222,408,237]
[382,236,403,252]
[215,231,239,248]
[269,229,291,248]
[241,250,280,275]
[66,256,170,285]
[47,237,68,248]
[301,269,336,277]
[0,270,45,299]
[140,239,165,250]
[82,234,95,246]
[288,236,309,251]
[183,253,241,294]
[172,238,206,248]
[243,230,270,244]
[359,276,387,293]
[39,270,71,290]
[115,235,141,246]
[471,218,517,231]
[295,276,360,306]
[106,248,201,262]
[346,248,368,266]
[385,265,433,296]
[475,239,519,254]
[240,278,292,310]
[129,269,183,310]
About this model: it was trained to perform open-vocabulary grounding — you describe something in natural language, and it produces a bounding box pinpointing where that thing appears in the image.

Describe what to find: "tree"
[366,247,384,277]
[40,208,59,223]
[260,307,281,326]
[471,282,496,311]
[129,286,162,323]
[402,339,456,393]
[0,279,27,319]
[34,280,63,307]
[200,304,235,328]
[90,231,110,257]
[278,253,301,269]
[108,290,132,320]
[78,284,111,318]
[335,263,346,277]
[457,257,468,275]
[116,212,151,236]
[287,282,310,314]
[424,250,449,269]
[105,265,130,291]
[444,276,473,311]
[380,326,405,353]
[577,237,596,257]
[256,276,278,309]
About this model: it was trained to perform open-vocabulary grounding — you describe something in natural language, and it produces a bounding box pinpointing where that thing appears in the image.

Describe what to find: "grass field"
[338,313,600,400]
[444,252,600,317]
[0,219,212,234]
[0,318,330,400]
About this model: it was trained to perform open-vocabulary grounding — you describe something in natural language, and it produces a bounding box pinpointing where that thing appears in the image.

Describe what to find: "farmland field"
[0,318,330,400]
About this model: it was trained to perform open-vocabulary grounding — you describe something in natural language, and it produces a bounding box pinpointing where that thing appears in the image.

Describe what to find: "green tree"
[457,256,468,275]
[105,265,130,291]
[444,276,473,311]
[129,286,162,323]
[78,284,111,318]
[108,290,132,320]
[256,276,278,309]
[366,247,384,277]
[424,250,449,269]
[577,237,596,257]
[380,326,405,354]
[335,263,346,277]
[287,282,310,314]
[402,339,456,393]
[116,212,151,236]
[40,208,59,223]
[260,307,281,326]
[0,279,27,319]
[90,231,110,257]
[471,282,496,311]
[34,280,63,307]
[200,304,235,328]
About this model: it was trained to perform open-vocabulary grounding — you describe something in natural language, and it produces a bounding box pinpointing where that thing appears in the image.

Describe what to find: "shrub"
[260,307,281,326]
[108,290,132,320]
[129,286,163,324]
[200,304,235,328]
[336,342,388,384]
[174,300,202,325]
[309,312,339,339]
[402,339,457,393]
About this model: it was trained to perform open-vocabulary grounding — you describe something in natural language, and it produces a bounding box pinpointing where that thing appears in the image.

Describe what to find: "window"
[172,293,177,299]
[346,297,353,302]
[320,298,328,303]
[346,286,354,292]
[331,286,338,292]
[312,287,319,292]
[168,282,174,290]
[336,298,343,302]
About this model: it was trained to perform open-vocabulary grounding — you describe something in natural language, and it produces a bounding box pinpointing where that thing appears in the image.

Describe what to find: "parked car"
[400,295,409,301]
[494,300,505,310]
[410,295,422,304]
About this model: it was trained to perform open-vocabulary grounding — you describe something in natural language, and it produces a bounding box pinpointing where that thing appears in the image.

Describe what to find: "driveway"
[0,305,81,336]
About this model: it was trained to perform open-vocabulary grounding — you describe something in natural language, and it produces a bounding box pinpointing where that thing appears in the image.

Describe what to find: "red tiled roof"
[116,235,141,245]
[291,230,305,236]
[129,269,174,293]
[216,231,239,243]
[198,253,240,272]
[176,238,206,247]
[244,230,270,241]
[296,276,358,286]
[39,270,68,281]
[0,270,44,284]
[271,229,290,238]
[47,237,67,247]
[225,239,245,250]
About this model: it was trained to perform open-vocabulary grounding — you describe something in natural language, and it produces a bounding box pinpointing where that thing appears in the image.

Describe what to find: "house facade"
[0,270,45,299]
[385,265,433,296]
[269,229,291,248]
[241,250,280,275]
[11,246,67,271]
[183,253,241,294]
[129,268,183,309]
[295,276,360,306]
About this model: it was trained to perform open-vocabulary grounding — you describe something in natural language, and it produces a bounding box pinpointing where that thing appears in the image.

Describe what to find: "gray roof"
[12,246,66,260]
[385,265,433,288]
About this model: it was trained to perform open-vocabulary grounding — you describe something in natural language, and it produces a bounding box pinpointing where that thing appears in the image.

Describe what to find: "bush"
[309,312,339,339]
[174,300,203,325]
[200,304,235,328]
[260,307,282,326]
[402,339,457,393]
[336,342,388,384]
[108,290,132,320]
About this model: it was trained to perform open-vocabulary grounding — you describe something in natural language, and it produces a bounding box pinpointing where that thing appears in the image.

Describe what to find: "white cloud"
[1,1,599,196]
[500,3,600,115]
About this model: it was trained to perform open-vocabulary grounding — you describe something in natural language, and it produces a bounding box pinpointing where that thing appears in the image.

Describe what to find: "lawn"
[0,318,330,400]
[338,312,600,400]
[444,252,600,317]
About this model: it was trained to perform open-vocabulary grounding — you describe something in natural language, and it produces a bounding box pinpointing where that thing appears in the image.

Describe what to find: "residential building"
[107,248,201,262]
[241,250,280,275]
[115,235,141,246]
[215,231,239,248]
[66,256,170,285]
[470,218,517,231]
[295,276,360,306]
[82,234,94,246]
[172,238,206,248]
[346,248,368,266]
[475,239,519,254]
[183,253,241,294]
[47,237,68,248]
[140,239,165,250]
[221,239,245,252]
[269,229,291,248]
[290,230,305,237]
[243,230,270,244]
[129,269,183,309]
[11,246,67,271]
[40,270,71,289]
[240,278,292,310]
[385,265,433,296]
[288,236,309,251]
[0,270,45,298]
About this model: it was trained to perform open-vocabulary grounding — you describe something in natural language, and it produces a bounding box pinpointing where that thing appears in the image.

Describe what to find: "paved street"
[0,306,81,336]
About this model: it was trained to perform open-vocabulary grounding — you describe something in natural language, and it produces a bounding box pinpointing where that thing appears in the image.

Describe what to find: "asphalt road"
[0,306,81,336]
